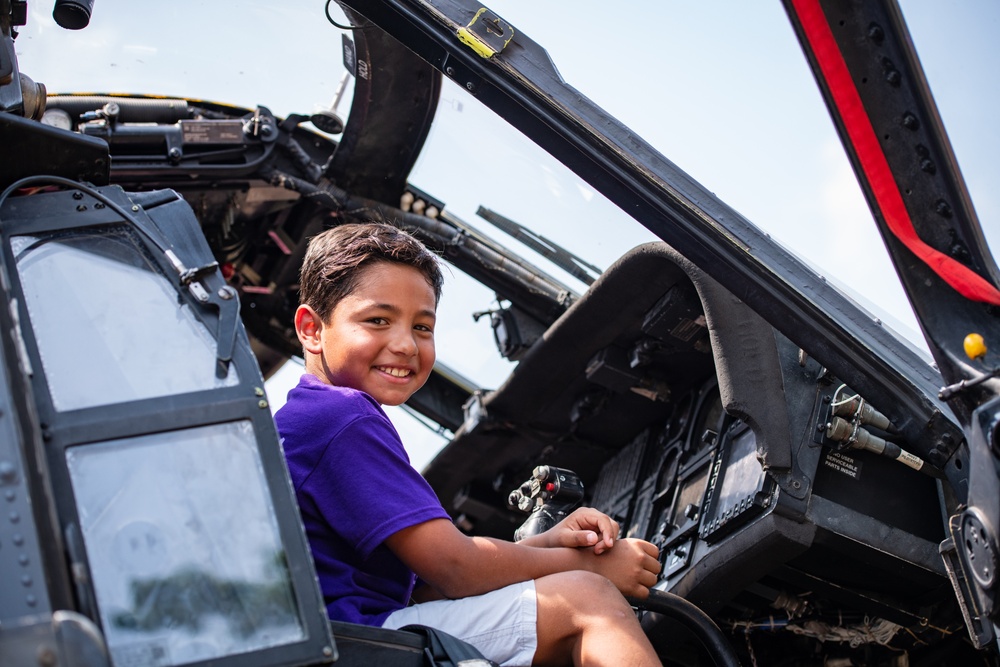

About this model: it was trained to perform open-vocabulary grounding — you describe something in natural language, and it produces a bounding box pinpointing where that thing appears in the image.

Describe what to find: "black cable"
[0,176,189,280]
[635,589,742,667]
[325,0,364,30]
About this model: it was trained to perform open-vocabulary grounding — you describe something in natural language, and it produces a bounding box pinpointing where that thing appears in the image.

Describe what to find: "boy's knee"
[537,571,630,615]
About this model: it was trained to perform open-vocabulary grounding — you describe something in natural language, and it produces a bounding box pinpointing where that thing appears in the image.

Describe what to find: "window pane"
[12,227,237,411]
[66,421,303,667]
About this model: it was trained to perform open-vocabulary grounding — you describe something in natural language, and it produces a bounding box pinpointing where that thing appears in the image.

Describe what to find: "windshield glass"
[13,0,999,466]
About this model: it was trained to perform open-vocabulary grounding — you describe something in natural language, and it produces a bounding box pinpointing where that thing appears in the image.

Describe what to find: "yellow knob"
[964,333,987,361]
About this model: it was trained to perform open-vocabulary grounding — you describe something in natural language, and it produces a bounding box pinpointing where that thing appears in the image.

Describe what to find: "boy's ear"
[294,305,324,355]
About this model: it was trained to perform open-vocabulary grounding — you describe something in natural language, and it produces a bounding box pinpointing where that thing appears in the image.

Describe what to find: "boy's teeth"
[379,366,409,377]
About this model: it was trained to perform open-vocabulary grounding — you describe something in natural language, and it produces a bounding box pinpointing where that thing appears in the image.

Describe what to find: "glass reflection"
[66,421,303,667]
[12,226,237,412]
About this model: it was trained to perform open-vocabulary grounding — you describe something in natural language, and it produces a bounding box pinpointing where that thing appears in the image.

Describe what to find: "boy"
[276,222,663,667]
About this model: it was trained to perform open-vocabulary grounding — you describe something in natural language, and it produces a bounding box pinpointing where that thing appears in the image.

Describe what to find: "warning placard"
[822,450,862,480]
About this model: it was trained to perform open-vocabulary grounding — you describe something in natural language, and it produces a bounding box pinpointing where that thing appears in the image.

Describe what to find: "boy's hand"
[522,508,620,554]
[586,538,661,600]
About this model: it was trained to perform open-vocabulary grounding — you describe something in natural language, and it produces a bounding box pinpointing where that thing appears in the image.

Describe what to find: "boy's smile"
[298,261,437,406]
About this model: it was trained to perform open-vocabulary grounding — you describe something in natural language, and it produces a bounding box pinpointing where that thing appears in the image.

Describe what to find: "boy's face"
[299,261,437,406]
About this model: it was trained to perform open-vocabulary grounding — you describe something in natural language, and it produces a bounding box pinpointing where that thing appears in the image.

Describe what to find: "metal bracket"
[941,517,997,648]
[457,8,514,59]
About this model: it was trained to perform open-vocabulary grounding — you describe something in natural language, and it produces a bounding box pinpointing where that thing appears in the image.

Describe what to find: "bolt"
[218,286,236,300]
[258,399,269,409]
[254,387,265,397]
[131,205,140,212]
[867,23,884,44]
[12,533,24,546]
[76,204,87,212]
[9,510,20,524]
[466,81,476,92]
[792,480,801,489]
[167,147,182,163]
[260,124,274,136]
[901,113,920,131]
[0,461,16,483]
[927,447,946,467]
[72,191,84,200]
[37,646,56,667]
[445,66,455,76]
[935,200,953,218]
[94,202,105,209]
[323,646,334,657]
[885,69,901,86]
[920,158,936,175]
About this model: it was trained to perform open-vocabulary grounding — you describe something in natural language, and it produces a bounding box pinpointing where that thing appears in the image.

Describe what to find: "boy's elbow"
[434,578,470,600]
[422,556,477,599]
[414,538,487,599]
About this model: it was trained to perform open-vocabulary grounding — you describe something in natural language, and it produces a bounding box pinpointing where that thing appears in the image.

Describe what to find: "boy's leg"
[382,580,538,666]
[533,571,662,667]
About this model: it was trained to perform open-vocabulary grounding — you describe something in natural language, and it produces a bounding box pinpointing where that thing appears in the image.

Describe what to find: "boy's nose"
[388,329,418,356]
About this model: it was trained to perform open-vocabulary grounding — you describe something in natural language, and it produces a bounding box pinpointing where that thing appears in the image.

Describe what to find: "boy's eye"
[368,317,388,325]
[415,324,434,333]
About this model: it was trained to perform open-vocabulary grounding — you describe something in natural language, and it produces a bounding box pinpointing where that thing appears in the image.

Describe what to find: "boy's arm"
[517,507,620,554]
[384,518,660,600]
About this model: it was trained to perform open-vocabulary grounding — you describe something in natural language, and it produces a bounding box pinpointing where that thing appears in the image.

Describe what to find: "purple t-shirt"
[275,374,450,625]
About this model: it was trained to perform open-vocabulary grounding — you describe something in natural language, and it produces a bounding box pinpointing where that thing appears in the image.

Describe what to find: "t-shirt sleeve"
[298,411,449,558]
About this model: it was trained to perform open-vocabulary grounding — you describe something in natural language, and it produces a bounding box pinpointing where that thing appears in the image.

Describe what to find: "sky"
[13,1,999,469]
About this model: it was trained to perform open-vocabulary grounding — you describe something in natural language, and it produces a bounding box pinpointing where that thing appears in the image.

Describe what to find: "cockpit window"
[66,420,304,666]
[12,226,238,411]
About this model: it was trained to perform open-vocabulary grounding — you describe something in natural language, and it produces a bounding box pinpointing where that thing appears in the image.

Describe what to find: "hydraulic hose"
[635,589,742,667]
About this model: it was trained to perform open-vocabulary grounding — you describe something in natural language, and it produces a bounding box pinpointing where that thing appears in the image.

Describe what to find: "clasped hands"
[521,507,661,599]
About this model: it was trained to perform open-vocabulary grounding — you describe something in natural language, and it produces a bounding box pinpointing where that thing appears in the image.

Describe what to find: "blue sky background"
[15,1,999,468]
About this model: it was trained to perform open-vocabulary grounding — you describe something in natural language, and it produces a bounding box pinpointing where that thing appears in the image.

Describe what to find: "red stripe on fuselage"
[790,0,1000,305]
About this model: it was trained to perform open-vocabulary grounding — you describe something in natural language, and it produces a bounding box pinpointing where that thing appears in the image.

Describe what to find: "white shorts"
[381,580,538,667]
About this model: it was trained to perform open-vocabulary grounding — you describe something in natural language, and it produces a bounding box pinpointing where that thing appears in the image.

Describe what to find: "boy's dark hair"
[299,222,443,322]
